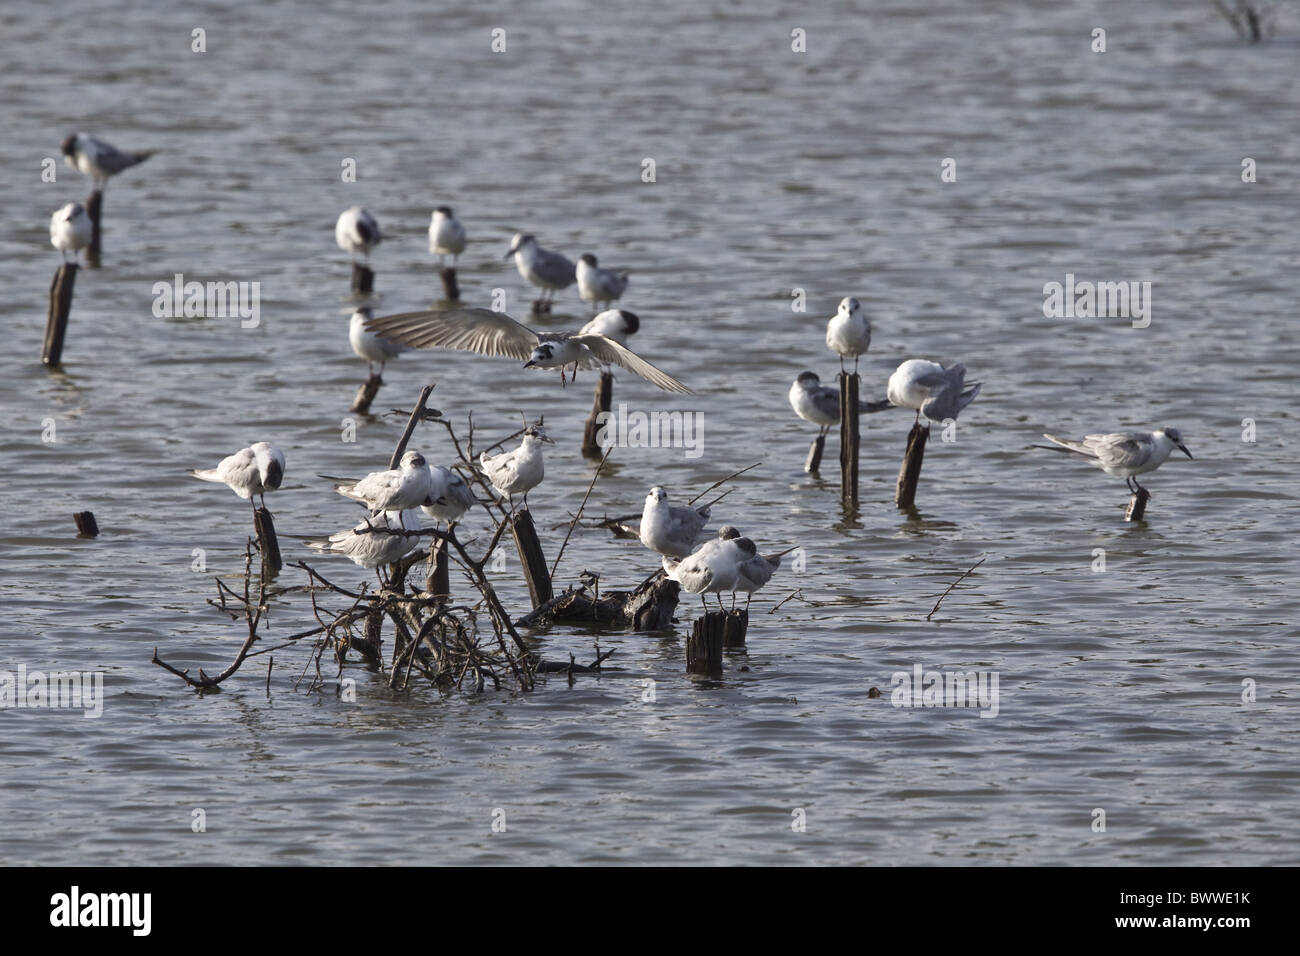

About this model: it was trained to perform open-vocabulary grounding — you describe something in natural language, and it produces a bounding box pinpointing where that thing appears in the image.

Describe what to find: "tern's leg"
[376,568,385,590]
[699,595,707,613]
[745,594,752,613]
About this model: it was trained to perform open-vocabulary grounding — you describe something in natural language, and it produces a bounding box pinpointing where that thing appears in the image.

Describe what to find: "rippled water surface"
[2,0,1298,865]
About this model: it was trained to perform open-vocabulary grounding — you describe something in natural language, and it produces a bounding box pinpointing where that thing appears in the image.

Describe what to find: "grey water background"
[1,0,1297,865]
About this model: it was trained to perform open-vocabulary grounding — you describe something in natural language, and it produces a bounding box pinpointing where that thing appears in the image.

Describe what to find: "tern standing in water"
[505,233,575,308]
[576,253,629,313]
[191,442,286,512]
[1040,428,1192,495]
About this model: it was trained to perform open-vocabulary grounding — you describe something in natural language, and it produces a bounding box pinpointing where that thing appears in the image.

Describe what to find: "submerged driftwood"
[515,570,680,631]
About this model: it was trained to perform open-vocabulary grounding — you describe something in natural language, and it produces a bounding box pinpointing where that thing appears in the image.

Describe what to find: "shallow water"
[2,0,1298,865]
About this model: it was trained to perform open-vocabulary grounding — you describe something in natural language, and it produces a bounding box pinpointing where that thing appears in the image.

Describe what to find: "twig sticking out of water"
[926,557,987,621]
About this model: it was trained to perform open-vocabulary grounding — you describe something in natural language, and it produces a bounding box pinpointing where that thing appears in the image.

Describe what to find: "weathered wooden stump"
[351,263,375,294]
[439,267,460,301]
[73,511,99,537]
[531,298,550,315]
[426,537,450,601]
[1125,487,1151,522]
[895,422,930,509]
[350,372,383,414]
[253,507,282,572]
[86,189,102,268]
[581,371,614,458]
[511,509,552,608]
[42,263,79,367]
[722,609,749,647]
[687,611,726,677]
[804,433,826,474]
[839,372,860,504]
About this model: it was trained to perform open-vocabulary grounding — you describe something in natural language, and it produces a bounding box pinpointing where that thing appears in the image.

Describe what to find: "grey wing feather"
[365,308,539,359]
[811,386,841,420]
[536,249,577,286]
[570,334,692,393]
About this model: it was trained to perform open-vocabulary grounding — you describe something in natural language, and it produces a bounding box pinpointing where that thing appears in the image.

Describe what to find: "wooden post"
[687,612,725,677]
[439,267,460,301]
[350,372,383,414]
[1125,487,1151,522]
[426,538,450,601]
[511,509,552,608]
[73,511,99,537]
[351,263,375,294]
[253,507,282,572]
[42,263,78,367]
[895,422,930,509]
[804,434,825,474]
[531,298,549,315]
[581,371,614,458]
[722,609,748,647]
[838,372,860,504]
[86,190,102,268]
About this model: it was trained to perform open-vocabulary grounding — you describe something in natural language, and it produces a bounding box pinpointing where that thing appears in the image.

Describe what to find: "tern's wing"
[365,308,539,359]
[1086,434,1151,470]
[570,334,693,393]
[1042,434,1099,458]
[811,386,841,420]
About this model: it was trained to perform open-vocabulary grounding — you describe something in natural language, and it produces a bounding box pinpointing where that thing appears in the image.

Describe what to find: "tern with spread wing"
[365,307,691,392]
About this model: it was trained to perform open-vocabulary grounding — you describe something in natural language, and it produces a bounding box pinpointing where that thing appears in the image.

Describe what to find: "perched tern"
[576,253,629,312]
[887,359,981,424]
[505,233,575,306]
[789,371,893,436]
[336,206,382,261]
[49,202,92,262]
[720,527,796,611]
[663,527,744,612]
[364,307,691,391]
[330,451,433,526]
[60,133,156,188]
[639,486,710,559]
[191,442,286,511]
[421,465,476,525]
[480,427,553,511]
[428,206,466,266]
[1041,427,1192,495]
[349,306,404,376]
[306,510,421,586]
[826,297,871,374]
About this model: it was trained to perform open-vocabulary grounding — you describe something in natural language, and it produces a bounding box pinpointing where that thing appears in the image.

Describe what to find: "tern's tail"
[1041,433,1096,457]
[130,149,158,167]
[858,397,894,414]
[190,468,224,483]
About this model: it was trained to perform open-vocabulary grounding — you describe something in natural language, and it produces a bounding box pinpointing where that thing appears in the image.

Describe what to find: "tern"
[1041,428,1193,496]
[639,486,710,558]
[364,307,691,391]
[887,359,981,424]
[60,133,156,189]
[505,233,575,307]
[336,206,382,262]
[306,510,422,587]
[191,442,286,512]
[576,253,629,312]
[663,527,745,612]
[49,202,93,262]
[329,452,433,527]
[348,307,404,376]
[428,206,466,266]
[789,371,893,436]
[825,297,871,374]
[421,465,477,526]
[479,427,553,511]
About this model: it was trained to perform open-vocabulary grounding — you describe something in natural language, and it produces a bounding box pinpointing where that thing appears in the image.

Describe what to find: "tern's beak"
[1178,443,1193,460]
[503,247,516,259]
[523,360,535,368]
[540,433,555,444]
